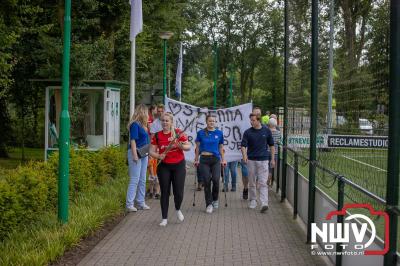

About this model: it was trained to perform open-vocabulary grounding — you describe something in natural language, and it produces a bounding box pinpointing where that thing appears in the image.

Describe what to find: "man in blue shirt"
[241,113,275,213]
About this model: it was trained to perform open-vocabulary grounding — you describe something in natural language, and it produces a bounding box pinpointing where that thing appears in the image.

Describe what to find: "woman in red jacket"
[149,112,191,226]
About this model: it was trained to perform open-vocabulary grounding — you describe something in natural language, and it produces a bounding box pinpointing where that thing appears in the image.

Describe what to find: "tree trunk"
[248,66,255,102]
[21,114,25,161]
[58,0,64,34]
[339,0,372,71]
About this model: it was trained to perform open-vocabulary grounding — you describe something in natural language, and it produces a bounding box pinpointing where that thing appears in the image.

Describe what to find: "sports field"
[317,148,388,200]
[286,146,395,249]
[288,147,388,201]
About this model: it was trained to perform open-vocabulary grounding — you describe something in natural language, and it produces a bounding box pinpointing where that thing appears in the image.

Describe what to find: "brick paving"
[78,167,329,266]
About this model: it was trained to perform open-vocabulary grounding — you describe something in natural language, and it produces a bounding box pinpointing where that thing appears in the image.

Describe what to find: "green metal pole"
[58,0,72,223]
[293,153,299,219]
[307,0,318,243]
[336,176,345,266]
[282,0,289,202]
[384,1,400,265]
[229,65,233,107]
[163,39,167,104]
[213,41,217,109]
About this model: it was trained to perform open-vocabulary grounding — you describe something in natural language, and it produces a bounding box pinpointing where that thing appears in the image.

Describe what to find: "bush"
[0,147,127,241]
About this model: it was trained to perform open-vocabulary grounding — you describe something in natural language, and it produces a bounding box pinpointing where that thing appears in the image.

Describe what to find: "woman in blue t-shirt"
[126,104,150,212]
[194,115,226,214]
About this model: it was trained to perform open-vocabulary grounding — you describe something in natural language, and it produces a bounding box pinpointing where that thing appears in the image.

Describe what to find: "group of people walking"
[126,103,281,226]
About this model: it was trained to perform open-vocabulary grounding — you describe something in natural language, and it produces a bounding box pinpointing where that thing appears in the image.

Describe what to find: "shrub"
[0,147,127,241]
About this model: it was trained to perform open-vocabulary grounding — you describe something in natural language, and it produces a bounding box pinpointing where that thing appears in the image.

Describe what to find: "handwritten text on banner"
[165,97,253,162]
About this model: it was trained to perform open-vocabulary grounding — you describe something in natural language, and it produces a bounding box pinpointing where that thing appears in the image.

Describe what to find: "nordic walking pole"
[222,165,227,207]
[193,164,197,206]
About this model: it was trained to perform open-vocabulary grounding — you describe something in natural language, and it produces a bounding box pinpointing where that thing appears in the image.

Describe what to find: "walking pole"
[222,166,227,207]
[193,164,197,206]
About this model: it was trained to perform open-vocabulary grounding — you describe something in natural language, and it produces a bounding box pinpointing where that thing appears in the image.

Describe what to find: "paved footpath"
[79,167,329,266]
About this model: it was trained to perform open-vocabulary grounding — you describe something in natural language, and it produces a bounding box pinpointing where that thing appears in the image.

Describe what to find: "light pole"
[159,31,174,104]
[59,0,72,223]
[213,41,218,109]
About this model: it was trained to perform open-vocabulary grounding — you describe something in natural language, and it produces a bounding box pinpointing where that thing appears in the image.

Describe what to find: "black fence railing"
[274,145,400,266]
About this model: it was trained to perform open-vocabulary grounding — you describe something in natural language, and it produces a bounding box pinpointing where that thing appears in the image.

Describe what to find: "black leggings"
[199,155,221,206]
[157,160,186,219]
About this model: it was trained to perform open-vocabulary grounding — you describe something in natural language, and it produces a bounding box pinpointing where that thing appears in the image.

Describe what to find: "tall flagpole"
[129,0,143,117]
[175,42,183,101]
[130,38,136,117]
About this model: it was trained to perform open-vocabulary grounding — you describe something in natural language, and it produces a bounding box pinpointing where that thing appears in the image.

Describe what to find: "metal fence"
[281,0,400,265]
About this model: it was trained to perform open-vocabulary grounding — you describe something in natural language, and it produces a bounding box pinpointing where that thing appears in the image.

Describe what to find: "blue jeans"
[239,159,248,177]
[224,161,238,189]
[126,150,149,208]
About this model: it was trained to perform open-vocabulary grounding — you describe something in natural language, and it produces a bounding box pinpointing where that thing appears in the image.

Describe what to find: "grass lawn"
[0,147,44,169]
[288,147,388,200]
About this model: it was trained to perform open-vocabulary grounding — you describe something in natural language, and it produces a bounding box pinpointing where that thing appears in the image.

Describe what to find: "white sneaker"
[126,206,137,212]
[138,204,150,210]
[176,210,184,222]
[212,201,219,209]
[159,219,168,226]
[206,204,213,214]
[249,200,257,209]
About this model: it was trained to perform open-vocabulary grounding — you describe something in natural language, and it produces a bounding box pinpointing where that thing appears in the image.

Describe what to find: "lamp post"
[59,0,72,223]
[213,41,218,109]
[159,31,174,104]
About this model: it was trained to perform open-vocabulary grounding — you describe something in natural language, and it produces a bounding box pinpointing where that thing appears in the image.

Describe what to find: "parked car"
[359,118,373,135]
[336,115,347,126]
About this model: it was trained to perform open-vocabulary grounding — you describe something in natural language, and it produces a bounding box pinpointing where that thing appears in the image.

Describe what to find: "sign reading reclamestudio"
[165,97,253,162]
[288,134,388,149]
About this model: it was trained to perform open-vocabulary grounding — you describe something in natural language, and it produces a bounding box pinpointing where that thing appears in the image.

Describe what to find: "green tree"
[184,0,284,109]
[0,0,22,157]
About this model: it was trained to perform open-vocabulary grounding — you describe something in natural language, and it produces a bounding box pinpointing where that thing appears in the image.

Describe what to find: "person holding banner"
[194,115,226,214]
[149,112,191,226]
[150,104,165,134]
[223,161,238,192]
[126,104,150,212]
[241,113,275,213]
[239,160,249,199]
[149,104,165,199]
[147,105,160,199]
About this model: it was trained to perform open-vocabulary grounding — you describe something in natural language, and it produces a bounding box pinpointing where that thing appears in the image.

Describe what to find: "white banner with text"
[165,97,253,162]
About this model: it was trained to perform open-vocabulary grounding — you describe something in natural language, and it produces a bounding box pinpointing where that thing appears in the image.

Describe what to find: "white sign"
[165,97,253,162]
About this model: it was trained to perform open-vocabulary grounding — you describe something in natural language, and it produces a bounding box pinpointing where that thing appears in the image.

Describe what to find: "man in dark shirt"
[241,113,275,213]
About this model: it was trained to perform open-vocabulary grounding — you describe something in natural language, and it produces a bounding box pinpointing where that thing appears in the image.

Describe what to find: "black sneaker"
[243,188,248,200]
[260,205,269,213]
[154,193,160,199]
[231,187,236,192]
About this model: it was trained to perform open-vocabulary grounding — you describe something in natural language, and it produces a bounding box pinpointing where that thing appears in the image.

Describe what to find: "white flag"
[129,0,143,41]
[175,43,183,99]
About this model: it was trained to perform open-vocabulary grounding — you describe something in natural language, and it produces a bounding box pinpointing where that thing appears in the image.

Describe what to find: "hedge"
[0,147,127,241]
